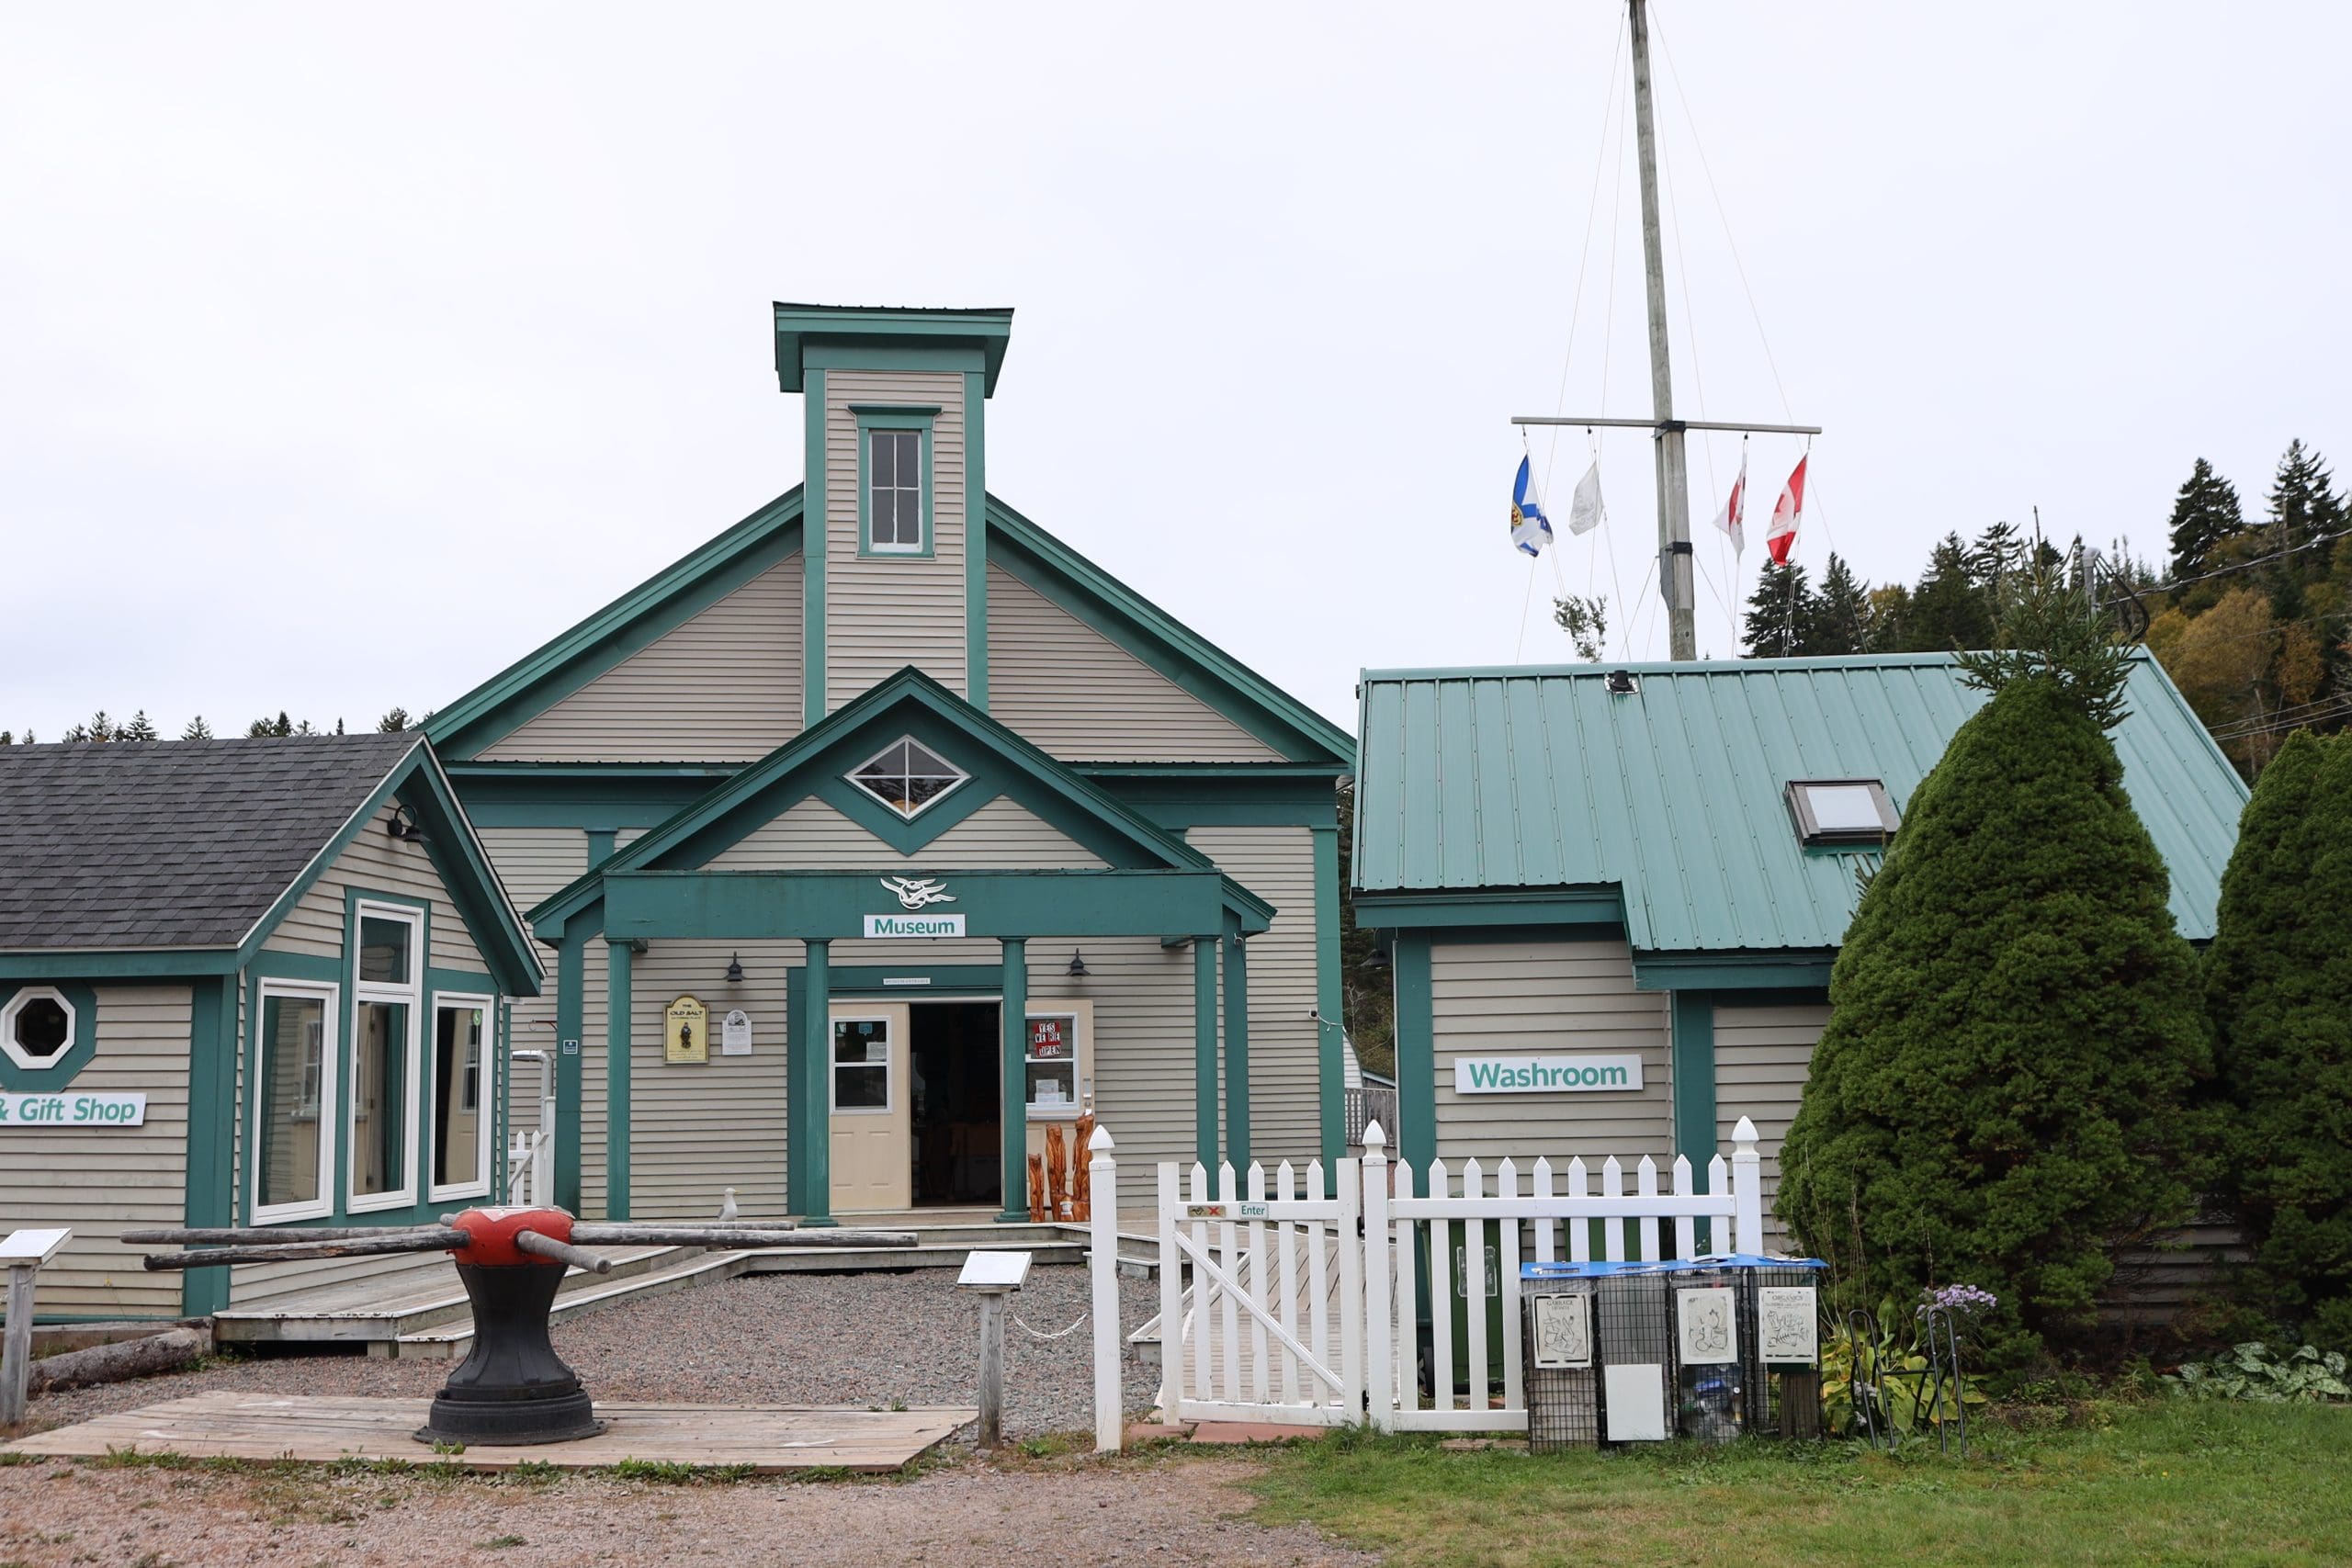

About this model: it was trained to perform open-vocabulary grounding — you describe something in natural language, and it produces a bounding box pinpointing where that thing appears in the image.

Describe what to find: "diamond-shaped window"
[847,738,968,820]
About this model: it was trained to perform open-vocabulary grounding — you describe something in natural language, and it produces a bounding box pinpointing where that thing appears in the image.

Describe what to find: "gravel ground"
[26,1265,1160,1442]
[0,1455,1375,1566]
[0,1267,1379,1565]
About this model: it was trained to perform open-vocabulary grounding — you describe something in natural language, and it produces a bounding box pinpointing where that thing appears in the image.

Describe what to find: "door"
[830,1003,911,1212]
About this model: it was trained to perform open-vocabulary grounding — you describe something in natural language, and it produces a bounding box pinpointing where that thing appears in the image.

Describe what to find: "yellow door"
[829,1003,910,1213]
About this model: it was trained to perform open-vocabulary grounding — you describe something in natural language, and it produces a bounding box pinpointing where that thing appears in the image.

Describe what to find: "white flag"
[1567,461,1605,536]
[1712,451,1748,555]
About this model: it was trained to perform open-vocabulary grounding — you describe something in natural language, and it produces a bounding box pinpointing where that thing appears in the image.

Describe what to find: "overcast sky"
[4,3,2346,742]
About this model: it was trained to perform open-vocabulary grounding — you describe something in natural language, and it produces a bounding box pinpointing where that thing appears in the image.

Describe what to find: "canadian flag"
[1712,451,1747,555]
[1766,456,1808,566]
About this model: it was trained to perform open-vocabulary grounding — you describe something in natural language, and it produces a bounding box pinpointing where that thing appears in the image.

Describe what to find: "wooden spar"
[513,1230,615,1274]
[565,1225,917,1248]
[122,1226,430,1246]
[140,1230,469,1270]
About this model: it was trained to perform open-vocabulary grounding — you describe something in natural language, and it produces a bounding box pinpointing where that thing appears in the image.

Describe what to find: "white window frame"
[830,1014,896,1115]
[0,986,76,1072]
[1023,1010,1085,1120]
[865,427,925,554]
[346,901,424,1213]
[252,979,339,1225]
[843,736,969,821]
[427,992,495,1203]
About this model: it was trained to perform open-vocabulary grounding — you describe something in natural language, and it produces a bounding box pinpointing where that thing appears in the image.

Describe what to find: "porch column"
[1222,915,1250,1168]
[997,937,1030,1223]
[554,931,584,1214]
[798,940,834,1226]
[605,939,634,1221]
[1193,935,1219,1171]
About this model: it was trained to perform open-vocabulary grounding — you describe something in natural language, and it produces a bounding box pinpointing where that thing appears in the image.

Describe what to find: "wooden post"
[977,1292,1005,1449]
[1088,1126,1121,1453]
[0,1229,70,1428]
[1071,1111,1094,1222]
[1045,1122,1069,1221]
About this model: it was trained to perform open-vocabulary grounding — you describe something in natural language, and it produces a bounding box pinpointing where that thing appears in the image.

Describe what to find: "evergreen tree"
[2167,458,2246,581]
[181,716,213,740]
[1895,534,1996,652]
[377,707,413,733]
[119,710,157,741]
[1806,553,1871,655]
[1778,674,2209,1370]
[2204,729,2352,1348]
[1335,780,1394,1077]
[247,712,295,738]
[1966,521,2028,615]
[1742,561,1815,658]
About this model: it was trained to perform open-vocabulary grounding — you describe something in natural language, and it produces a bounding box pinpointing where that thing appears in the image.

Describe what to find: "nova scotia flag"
[1510,457,1554,557]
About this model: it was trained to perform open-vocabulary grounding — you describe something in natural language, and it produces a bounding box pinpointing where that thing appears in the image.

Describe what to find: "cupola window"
[867,428,924,553]
[847,738,968,819]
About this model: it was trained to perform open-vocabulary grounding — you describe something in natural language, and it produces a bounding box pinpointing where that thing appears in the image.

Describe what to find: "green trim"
[249,950,342,985]
[0,980,100,1090]
[797,940,832,1223]
[1632,950,1837,992]
[553,932,584,1213]
[1428,922,1625,948]
[182,973,237,1315]
[996,938,1028,1223]
[530,668,1275,937]
[425,499,805,760]
[1222,915,1250,1168]
[803,369,829,726]
[0,951,237,979]
[801,341,986,378]
[1094,770,1342,831]
[985,497,1353,764]
[1351,889,1625,931]
[964,369,988,710]
[1193,936,1218,1170]
[824,964,1003,994]
[773,303,1012,394]
[853,406,938,560]
[1392,932,1435,1173]
[586,829,616,869]
[446,765,738,831]
[1670,992,1716,1174]
[605,940,632,1220]
[602,868,1248,942]
[1313,824,1344,1168]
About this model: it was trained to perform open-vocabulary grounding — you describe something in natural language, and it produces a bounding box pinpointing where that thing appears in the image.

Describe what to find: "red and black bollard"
[419,1206,603,1445]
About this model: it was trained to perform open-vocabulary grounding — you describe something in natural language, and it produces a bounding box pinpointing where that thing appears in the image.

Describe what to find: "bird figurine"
[718,1187,740,1224]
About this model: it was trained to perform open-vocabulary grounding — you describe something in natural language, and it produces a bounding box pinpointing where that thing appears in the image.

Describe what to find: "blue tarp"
[1520,1255,1825,1280]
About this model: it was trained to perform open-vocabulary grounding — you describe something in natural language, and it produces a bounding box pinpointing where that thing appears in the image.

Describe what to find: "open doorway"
[909,1001,1001,1207]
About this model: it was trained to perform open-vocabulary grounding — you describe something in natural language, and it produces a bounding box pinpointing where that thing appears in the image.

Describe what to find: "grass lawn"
[1246,1400,2352,1567]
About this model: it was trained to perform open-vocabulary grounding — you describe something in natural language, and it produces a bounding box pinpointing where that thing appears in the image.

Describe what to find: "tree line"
[1677,438,2345,776]
[0,707,414,746]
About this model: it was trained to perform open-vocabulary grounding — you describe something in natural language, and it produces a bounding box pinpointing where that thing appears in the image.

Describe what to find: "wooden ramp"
[5,1392,974,1474]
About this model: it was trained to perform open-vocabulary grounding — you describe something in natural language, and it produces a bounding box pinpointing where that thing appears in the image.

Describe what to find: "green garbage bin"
[1445,1220,1508,1398]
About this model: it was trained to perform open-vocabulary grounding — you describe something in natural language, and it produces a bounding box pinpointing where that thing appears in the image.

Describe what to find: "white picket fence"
[1082,1116,1768,1450]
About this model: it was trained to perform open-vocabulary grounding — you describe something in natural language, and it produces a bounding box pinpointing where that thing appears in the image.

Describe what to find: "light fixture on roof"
[724,953,745,984]
[1605,670,1638,695]
[1066,949,1090,978]
[1786,779,1899,847]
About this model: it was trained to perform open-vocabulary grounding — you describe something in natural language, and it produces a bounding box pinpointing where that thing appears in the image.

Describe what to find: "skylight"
[847,738,968,820]
[1786,779,1898,846]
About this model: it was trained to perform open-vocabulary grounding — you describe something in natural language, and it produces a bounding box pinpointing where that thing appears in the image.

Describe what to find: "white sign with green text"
[1452,1055,1644,1094]
[0,1091,148,1127]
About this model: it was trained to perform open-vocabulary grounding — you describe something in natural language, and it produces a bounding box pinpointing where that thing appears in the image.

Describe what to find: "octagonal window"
[2,987,76,1071]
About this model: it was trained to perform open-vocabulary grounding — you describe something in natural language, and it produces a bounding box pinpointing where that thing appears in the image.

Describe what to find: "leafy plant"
[2166,1343,2350,1404]
[1817,1305,1987,1440]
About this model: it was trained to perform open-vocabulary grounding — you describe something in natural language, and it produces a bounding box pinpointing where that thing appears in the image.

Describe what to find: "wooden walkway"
[4,1392,975,1473]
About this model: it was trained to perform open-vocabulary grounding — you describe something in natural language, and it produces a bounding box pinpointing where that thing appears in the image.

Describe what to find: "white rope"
[1011,1309,1091,1342]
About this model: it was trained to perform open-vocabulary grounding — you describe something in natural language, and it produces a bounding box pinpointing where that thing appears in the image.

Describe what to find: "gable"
[707,795,1108,872]
[985,565,1283,762]
[478,553,804,763]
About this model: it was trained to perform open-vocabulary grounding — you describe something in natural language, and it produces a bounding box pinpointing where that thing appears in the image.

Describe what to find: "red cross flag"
[1766,456,1808,566]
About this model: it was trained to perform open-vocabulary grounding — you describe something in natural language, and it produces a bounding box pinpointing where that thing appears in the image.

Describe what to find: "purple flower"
[1920,1283,1998,1316]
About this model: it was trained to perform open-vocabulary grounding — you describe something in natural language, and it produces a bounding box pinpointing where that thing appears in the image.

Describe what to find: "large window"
[832,1017,892,1112]
[846,737,967,821]
[348,905,422,1210]
[431,998,492,1200]
[254,983,335,1222]
[865,427,924,553]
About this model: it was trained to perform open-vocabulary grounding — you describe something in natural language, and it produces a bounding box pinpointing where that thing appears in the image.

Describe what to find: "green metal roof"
[1351,651,2247,951]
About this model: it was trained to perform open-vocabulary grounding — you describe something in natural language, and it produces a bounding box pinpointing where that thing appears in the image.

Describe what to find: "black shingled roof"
[0,733,423,953]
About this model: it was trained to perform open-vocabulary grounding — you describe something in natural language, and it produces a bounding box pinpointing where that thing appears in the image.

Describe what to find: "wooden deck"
[4,1392,975,1473]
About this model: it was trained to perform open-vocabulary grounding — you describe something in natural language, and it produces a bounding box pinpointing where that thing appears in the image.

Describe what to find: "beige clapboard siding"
[1430,940,1673,1168]
[824,370,967,709]
[1031,936,1200,1168]
[1713,1001,1827,1246]
[477,553,806,763]
[1189,827,1320,1168]
[1,987,191,1317]
[622,942,790,1223]
[986,566,1285,762]
[268,803,491,977]
[476,827,589,1194]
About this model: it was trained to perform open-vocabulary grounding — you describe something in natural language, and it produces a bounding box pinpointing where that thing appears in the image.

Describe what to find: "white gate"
[1101,1116,1767,1444]
[1152,1155,1364,1427]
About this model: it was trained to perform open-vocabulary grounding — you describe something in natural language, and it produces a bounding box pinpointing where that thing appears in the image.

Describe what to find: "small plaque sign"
[1757,1286,1820,1365]
[863,913,967,939]
[1531,1292,1593,1369]
[664,996,708,1064]
[1677,1286,1739,1365]
[720,1009,752,1056]
[1026,1018,1069,1059]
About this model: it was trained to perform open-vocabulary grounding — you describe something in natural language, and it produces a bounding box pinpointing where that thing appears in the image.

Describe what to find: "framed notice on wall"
[664,996,708,1064]
[720,1009,752,1056]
